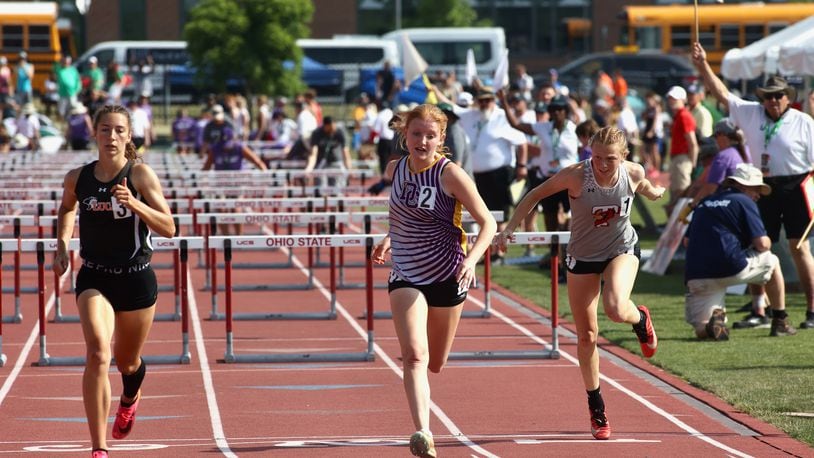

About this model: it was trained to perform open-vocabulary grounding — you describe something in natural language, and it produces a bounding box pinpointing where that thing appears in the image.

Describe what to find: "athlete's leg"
[426,303,464,374]
[567,273,602,390]
[600,254,642,324]
[113,304,156,403]
[390,288,431,431]
[77,290,115,451]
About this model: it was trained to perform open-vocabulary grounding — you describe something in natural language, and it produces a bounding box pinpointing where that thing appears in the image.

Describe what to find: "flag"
[465,48,477,86]
[492,48,510,91]
[400,35,427,86]
[422,74,438,104]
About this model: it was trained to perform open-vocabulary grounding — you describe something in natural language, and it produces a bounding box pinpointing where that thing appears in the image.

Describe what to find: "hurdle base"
[52,314,80,323]
[2,313,23,324]
[154,312,182,321]
[221,352,374,363]
[209,311,337,321]
[448,350,560,360]
[205,283,313,292]
[215,261,293,269]
[2,287,37,294]
[338,282,389,290]
[359,309,490,320]
[35,354,192,366]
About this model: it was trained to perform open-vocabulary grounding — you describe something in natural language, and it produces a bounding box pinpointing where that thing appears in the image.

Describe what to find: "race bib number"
[111,196,132,219]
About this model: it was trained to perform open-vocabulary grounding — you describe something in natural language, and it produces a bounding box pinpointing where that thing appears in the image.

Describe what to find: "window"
[635,26,662,50]
[744,24,764,46]
[28,24,51,51]
[126,47,188,66]
[414,40,491,67]
[670,25,692,49]
[2,25,24,50]
[719,24,740,49]
[301,47,384,66]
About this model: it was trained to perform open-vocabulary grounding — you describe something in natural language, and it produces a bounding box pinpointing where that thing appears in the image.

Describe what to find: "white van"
[296,37,398,99]
[382,27,506,83]
[74,40,189,100]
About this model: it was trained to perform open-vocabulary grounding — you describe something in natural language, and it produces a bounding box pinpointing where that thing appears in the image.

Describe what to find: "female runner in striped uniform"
[497,126,665,441]
[372,104,497,457]
[54,105,175,458]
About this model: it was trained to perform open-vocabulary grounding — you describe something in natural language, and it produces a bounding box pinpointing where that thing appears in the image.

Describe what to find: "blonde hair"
[589,126,628,157]
[393,104,449,156]
[93,104,142,162]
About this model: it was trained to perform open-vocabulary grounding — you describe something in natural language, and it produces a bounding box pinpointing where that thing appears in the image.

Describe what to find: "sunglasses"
[763,92,786,101]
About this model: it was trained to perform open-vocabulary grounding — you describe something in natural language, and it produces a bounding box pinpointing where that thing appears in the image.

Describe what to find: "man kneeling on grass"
[683,163,797,340]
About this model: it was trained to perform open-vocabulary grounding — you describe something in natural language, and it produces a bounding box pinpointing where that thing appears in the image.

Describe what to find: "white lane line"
[0,272,64,407]
[186,268,236,457]
[466,294,754,458]
[282,249,499,458]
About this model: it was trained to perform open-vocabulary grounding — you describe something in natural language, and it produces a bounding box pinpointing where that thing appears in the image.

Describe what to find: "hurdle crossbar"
[208,234,382,363]
[448,232,570,361]
[24,237,203,366]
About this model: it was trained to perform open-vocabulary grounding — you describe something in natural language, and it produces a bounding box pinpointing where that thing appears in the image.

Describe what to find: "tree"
[183,0,313,97]
[406,0,485,28]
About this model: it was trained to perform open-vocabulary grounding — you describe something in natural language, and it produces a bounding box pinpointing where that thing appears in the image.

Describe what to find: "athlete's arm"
[118,164,176,238]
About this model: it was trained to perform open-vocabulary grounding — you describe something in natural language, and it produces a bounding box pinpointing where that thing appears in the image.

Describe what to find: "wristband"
[516,163,527,167]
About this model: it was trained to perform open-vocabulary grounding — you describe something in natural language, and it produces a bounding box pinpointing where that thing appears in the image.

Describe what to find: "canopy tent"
[777,28,814,76]
[721,15,814,80]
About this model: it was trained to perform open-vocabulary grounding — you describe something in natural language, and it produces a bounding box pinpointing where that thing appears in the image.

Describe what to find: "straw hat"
[723,163,771,196]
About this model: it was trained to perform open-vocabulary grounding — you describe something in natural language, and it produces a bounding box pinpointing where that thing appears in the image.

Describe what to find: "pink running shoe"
[111,394,140,439]
[633,305,658,358]
[91,449,109,458]
[590,408,611,440]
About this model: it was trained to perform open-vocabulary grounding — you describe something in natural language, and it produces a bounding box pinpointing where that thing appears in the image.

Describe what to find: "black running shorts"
[388,275,467,308]
[75,263,158,312]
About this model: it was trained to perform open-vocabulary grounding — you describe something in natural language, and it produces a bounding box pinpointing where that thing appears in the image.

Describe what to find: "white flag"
[401,35,428,85]
[492,48,510,90]
[465,48,477,85]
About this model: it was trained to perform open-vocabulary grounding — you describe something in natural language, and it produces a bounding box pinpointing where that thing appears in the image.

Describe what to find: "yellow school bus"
[0,1,64,94]
[617,3,814,73]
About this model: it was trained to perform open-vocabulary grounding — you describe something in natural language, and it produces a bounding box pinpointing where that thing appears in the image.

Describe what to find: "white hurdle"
[208,234,383,363]
[3,236,205,366]
[449,231,571,361]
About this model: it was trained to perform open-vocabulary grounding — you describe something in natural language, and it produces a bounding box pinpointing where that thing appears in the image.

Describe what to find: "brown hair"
[576,119,599,139]
[589,126,628,157]
[93,104,141,162]
[394,104,449,156]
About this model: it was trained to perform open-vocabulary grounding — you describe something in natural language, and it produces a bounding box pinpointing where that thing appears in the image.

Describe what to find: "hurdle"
[205,215,353,320]
[448,232,570,361]
[28,236,203,366]
[38,214,195,323]
[208,233,381,363]
[0,215,42,323]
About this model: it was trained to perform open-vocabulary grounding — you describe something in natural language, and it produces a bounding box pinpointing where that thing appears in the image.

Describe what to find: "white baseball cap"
[666,86,687,101]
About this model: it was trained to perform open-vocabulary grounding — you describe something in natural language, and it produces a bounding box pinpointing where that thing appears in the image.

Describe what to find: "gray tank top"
[567,159,638,262]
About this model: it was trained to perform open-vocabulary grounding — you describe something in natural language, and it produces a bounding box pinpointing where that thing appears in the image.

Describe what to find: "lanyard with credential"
[763,116,783,150]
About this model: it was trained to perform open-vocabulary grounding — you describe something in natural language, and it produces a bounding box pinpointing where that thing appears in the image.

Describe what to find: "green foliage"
[183,0,313,96]
[407,0,480,28]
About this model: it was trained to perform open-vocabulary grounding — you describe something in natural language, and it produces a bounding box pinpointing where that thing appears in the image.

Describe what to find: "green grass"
[486,197,814,447]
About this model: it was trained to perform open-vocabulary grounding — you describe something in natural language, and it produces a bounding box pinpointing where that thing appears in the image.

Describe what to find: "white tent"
[721,15,814,80]
[777,27,814,76]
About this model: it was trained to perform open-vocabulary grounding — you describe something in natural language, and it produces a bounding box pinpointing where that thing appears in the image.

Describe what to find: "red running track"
[0,243,810,457]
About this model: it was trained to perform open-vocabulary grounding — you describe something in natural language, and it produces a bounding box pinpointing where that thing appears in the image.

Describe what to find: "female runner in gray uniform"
[54,104,175,458]
[497,126,665,441]
[372,104,496,458]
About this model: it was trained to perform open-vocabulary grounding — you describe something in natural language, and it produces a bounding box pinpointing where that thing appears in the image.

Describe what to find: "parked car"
[538,51,697,99]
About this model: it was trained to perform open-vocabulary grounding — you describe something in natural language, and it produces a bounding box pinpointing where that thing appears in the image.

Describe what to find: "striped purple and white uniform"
[389,155,466,285]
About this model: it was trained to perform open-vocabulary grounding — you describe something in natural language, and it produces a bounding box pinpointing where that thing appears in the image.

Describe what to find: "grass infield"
[485,197,814,447]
